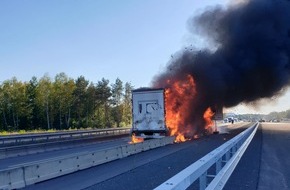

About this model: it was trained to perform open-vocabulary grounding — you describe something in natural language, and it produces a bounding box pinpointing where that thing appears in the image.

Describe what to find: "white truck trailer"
[131,88,168,139]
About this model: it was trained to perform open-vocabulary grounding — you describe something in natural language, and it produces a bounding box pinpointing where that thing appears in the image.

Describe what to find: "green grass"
[0,129,59,135]
[0,126,130,136]
[0,127,95,136]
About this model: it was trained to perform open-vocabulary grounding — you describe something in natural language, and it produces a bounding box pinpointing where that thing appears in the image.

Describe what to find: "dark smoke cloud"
[152,0,290,133]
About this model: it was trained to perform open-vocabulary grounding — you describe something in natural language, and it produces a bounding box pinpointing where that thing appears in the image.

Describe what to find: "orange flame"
[129,134,144,144]
[203,107,214,132]
[165,75,197,143]
[165,75,215,142]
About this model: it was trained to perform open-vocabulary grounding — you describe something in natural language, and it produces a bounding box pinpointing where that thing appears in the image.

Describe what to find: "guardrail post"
[236,141,241,149]
[234,143,239,153]
[224,151,230,163]
[231,146,235,156]
[216,158,222,174]
[199,171,207,190]
[230,146,235,156]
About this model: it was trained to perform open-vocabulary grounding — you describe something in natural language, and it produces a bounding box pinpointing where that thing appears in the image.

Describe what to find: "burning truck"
[130,88,168,139]
[130,85,215,143]
[132,0,290,143]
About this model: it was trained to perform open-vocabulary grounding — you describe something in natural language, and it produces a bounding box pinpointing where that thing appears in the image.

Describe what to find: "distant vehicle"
[131,88,168,139]
[223,117,240,124]
[224,117,234,123]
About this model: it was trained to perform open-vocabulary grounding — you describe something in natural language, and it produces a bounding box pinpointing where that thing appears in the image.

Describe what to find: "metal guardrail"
[0,128,131,147]
[154,122,259,190]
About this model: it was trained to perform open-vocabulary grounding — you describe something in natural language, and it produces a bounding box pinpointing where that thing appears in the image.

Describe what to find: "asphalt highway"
[24,123,251,190]
[225,122,290,190]
[12,122,290,190]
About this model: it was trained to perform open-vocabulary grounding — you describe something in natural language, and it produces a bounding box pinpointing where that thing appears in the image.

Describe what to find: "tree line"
[0,73,133,131]
[237,109,290,122]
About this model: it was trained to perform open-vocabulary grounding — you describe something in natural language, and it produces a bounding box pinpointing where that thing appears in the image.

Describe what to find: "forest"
[1,72,289,133]
[0,73,133,132]
[238,109,290,122]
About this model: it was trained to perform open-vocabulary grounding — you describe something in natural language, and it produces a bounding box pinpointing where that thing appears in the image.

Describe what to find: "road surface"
[225,122,290,190]
[24,123,250,190]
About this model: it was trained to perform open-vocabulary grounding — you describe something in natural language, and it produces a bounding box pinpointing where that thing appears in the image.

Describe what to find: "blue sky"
[0,0,289,114]
[0,0,227,86]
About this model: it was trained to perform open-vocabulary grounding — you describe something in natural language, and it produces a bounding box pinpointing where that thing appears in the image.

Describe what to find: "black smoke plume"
[153,0,290,134]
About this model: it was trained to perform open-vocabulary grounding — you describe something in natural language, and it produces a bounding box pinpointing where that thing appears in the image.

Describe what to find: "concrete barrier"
[0,136,174,189]
[0,168,24,190]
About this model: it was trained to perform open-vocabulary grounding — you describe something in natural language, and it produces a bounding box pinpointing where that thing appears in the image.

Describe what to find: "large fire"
[165,75,214,142]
